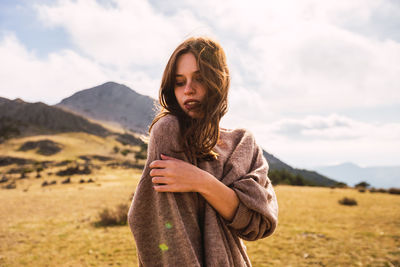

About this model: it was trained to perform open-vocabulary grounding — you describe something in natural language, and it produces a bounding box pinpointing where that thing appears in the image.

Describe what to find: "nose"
[184,80,195,95]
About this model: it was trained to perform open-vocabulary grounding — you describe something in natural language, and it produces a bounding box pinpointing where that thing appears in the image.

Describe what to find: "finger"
[149,160,166,169]
[149,168,167,177]
[153,184,178,192]
[160,154,178,160]
[151,176,170,184]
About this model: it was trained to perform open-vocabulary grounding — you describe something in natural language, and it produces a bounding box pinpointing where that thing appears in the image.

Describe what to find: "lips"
[184,99,200,110]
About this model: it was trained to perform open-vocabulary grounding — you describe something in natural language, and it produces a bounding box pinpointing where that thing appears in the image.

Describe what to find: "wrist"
[196,169,216,195]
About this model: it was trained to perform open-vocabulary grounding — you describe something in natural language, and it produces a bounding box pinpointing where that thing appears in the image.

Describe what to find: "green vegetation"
[355,181,370,188]
[269,169,314,186]
[134,143,147,163]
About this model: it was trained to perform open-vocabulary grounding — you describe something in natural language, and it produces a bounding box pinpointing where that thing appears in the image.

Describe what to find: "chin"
[190,112,204,119]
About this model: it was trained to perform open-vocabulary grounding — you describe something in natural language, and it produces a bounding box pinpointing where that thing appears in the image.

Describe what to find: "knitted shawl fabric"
[128,114,278,266]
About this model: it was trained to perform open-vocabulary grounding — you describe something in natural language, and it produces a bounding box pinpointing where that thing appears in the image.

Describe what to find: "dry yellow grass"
[0,167,141,267]
[245,186,400,266]
[1,177,399,266]
[0,132,134,162]
[1,134,399,266]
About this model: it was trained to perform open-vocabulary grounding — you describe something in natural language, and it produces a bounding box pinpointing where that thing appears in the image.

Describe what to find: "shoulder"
[150,114,180,138]
[217,127,259,159]
[220,126,256,145]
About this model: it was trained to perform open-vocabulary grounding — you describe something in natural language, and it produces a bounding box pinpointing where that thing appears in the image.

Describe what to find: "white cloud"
[35,0,211,68]
[1,0,400,168]
[246,114,400,167]
[268,114,400,140]
[0,32,159,104]
[29,0,400,114]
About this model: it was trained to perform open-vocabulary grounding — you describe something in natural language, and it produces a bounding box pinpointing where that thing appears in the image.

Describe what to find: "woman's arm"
[128,114,209,265]
[150,154,239,221]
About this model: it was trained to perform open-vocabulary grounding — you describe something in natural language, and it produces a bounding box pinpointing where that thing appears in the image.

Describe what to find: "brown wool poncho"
[128,114,278,266]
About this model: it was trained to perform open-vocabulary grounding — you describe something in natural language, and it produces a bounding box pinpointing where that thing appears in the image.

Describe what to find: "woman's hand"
[149,154,210,193]
[150,154,240,221]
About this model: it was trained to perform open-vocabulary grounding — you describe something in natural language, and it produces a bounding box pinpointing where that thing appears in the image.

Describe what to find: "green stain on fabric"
[159,243,169,252]
[165,222,172,229]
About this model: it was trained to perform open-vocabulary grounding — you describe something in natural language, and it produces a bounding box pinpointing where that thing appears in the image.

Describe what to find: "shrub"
[335,182,348,188]
[339,197,357,206]
[134,152,147,163]
[0,175,8,183]
[61,177,71,184]
[56,165,91,176]
[369,187,387,193]
[95,204,129,227]
[358,188,366,193]
[355,181,370,188]
[121,149,131,156]
[388,188,400,195]
[5,181,16,189]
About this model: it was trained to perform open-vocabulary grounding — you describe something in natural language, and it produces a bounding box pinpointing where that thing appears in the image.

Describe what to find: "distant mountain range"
[0,81,337,187]
[315,162,400,189]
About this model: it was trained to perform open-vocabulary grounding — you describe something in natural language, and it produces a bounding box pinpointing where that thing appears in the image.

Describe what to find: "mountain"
[56,82,158,134]
[1,82,336,187]
[315,162,400,188]
[55,81,337,187]
[0,97,143,146]
[263,150,338,187]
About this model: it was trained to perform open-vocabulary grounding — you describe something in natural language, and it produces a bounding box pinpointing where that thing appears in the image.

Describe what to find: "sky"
[0,0,399,169]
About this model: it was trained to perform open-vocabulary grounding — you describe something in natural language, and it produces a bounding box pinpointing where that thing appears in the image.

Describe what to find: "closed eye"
[194,76,204,83]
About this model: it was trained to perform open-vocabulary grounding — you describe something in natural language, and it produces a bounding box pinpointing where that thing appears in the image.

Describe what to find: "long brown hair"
[149,36,230,162]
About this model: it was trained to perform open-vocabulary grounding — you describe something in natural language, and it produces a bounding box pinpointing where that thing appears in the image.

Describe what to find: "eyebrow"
[175,70,201,77]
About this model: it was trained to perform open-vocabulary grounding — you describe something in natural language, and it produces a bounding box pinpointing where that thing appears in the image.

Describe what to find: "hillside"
[263,150,337,186]
[0,82,337,187]
[56,82,158,134]
[55,81,336,186]
[0,97,143,147]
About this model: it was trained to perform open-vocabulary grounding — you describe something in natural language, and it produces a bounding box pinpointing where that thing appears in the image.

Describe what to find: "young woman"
[128,36,278,266]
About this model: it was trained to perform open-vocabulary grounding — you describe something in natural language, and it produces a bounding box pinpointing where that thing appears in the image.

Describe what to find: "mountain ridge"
[0,96,143,146]
[1,82,339,187]
[315,162,400,188]
[56,81,157,134]
[54,81,336,186]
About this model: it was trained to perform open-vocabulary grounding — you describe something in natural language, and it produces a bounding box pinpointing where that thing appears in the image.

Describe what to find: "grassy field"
[1,171,399,266]
[0,133,399,266]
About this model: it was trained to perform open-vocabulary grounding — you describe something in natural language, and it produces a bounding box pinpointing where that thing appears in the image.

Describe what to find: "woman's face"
[174,53,207,119]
